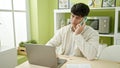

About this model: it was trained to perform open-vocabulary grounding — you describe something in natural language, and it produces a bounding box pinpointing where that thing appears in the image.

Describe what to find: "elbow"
[85,51,97,61]
[86,56,96,61]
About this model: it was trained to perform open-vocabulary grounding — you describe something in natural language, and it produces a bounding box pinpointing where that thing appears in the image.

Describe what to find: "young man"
[46,3,99,60]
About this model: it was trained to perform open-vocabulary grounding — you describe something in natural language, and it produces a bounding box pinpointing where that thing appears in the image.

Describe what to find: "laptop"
[25,44,67,68]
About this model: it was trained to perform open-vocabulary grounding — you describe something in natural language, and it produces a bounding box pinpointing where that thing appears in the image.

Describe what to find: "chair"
[99,45,120,62]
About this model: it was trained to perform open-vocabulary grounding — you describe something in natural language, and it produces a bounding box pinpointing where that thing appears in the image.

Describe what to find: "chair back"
[99,45,120,62]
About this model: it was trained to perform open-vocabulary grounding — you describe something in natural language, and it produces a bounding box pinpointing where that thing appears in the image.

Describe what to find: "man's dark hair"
[71,3,90,17]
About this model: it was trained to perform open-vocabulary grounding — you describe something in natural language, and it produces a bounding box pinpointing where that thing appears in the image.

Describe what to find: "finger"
[76,24,80,28]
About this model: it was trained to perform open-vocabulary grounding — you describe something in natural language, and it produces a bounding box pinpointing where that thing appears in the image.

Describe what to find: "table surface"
[15,55,120,68]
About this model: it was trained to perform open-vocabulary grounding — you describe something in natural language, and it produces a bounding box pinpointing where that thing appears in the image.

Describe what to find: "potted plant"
[18,40,37,55]
[19,40,37,47]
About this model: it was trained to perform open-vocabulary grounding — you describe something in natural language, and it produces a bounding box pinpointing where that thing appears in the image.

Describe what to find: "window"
[0,0,29,49]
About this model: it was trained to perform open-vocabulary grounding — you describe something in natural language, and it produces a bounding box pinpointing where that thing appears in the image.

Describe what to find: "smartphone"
[80,17,87,26]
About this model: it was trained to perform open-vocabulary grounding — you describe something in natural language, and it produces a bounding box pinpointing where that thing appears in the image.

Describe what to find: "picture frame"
[58,0,70,9]
[102,0,116,7]
[88,0,102,8]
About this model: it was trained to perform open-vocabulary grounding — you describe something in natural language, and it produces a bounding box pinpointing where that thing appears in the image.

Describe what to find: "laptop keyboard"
[57,58,67,68]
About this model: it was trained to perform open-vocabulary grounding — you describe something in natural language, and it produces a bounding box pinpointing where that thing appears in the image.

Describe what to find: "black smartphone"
[80,17,87,26]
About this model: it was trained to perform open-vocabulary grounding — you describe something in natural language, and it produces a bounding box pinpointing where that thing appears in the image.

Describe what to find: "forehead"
[71,13,81,17]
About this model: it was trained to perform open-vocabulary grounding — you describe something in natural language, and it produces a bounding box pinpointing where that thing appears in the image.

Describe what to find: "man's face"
[70,13,83,27]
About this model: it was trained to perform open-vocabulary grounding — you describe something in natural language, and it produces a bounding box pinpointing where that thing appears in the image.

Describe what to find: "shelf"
[90,7,115,10]
[99,34,114,37]
[54,7,118,13]
[54,7,120,45]
[54,9,70,13]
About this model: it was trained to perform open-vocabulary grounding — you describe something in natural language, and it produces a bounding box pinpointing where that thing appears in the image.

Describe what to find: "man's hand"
[74,23,85,35]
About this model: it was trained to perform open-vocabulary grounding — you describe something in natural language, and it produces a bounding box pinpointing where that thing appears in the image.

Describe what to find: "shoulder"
[55,24,71,35]
[82,25,99,35]
[59,24,71,32]
[85,25,97,32]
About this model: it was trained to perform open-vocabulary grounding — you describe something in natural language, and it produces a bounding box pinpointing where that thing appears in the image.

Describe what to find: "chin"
[71,24,76,27]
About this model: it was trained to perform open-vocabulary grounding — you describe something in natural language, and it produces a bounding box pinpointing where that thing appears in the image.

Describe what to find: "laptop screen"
[25,44,58,68]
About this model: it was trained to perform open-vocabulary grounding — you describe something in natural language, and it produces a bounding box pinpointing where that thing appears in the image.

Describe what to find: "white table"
[16,55,120,68]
